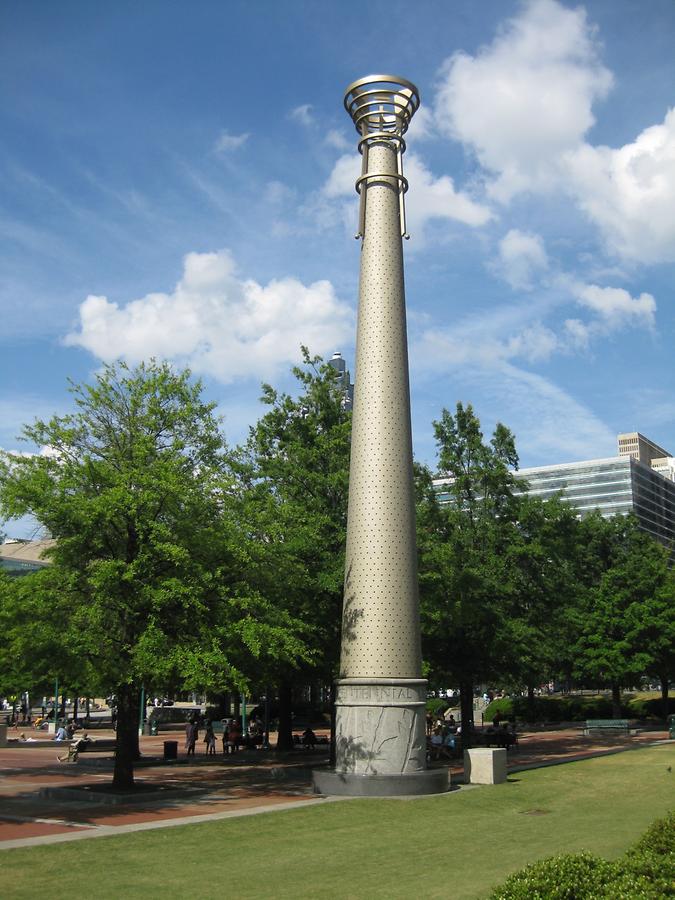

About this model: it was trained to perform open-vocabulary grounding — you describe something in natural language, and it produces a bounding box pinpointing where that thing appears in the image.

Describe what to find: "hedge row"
[483,695,675,724]
[490,810,675,898]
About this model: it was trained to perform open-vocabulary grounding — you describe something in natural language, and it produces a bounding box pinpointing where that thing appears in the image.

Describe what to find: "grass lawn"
[4,744,674,899]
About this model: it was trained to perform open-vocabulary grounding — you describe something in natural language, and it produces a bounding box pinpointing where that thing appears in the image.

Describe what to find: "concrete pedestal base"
[464,748,507,784]
[333,678,428,776]
[313,767,448,796]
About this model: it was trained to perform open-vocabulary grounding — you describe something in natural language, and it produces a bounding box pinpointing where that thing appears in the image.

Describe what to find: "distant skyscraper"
[618,431,675,481]
[433,431,675,546]
[328,351,354,411]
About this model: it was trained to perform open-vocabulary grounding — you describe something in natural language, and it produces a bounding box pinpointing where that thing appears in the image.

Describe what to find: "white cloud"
[322,154,356,199]
[290,104,314,126]
[572,283,656,331]
[406,105,435,142]
[433,0,612,201]
[411,333,616,462]
[214,130,249,152]
[504,323,559,363]
[411,273,656,378]
[65,249,354,384]
[496,229,548,290]
[563,318,591,351]
[493,363,616,462]
[564,108,675,263]
[412,302,560,372]
[324,129,349,150]
[406,154,494,231]
[320,151,492,236]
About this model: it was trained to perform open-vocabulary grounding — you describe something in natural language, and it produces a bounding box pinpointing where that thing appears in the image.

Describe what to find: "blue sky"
[2,0,675,537]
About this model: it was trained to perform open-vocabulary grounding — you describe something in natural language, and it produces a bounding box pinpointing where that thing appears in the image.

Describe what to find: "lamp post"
[313,75,446,797]
[138,684,145,735]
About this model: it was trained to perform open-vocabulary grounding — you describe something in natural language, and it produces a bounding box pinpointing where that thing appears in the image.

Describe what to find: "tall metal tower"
[313,75,447,796]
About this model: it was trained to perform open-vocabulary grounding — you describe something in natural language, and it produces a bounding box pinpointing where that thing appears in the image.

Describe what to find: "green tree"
[573,513,670,717]
[418,403,520,741]
[234,349,351,750]
[500,492,583,713]
[643,566,675,720]
[0,568,97,713]
[0,360,286,788]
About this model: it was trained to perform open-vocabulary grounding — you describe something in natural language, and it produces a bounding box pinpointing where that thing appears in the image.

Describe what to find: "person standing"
[204,721,216,756]
[184,719,195,755]
[188,719,198,756]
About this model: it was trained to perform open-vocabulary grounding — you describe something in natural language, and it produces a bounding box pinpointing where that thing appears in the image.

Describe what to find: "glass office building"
[0,539,52,578]
[517,456,675,544]
[435,455,675,546]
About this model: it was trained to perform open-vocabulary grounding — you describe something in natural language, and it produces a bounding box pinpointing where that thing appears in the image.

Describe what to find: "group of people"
[184,718,243,756]
[427,713,461,760]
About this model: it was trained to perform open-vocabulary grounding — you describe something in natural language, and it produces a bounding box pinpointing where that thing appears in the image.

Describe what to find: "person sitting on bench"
[57,732,91,762]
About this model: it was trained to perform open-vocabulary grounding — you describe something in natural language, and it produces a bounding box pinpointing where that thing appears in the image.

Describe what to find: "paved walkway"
[0,726,670,850]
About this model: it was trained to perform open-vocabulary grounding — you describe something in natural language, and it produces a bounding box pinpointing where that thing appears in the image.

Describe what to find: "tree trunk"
[113,684,138,790]
[211,693,230,719]
[60,693,66,722]
[276,680,294,752]
[611,682,622,719]
[459,679,474,750]
[527,685,536,721]
[73,696,79,723]
[329,682,336,768]
[660,671,670,722]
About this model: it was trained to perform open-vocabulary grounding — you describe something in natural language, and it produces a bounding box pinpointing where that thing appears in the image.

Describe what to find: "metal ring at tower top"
[357,133,407,156]
[344,74,420,137]
[355,171,409,196]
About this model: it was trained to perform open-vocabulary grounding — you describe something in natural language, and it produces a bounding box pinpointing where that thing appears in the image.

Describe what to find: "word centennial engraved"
[336,684,424,704]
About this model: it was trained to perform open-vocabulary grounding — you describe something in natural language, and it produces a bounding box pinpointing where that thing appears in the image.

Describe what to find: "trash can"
[150,719,158,736]
[668,714,675,739]
[163,740,178,761]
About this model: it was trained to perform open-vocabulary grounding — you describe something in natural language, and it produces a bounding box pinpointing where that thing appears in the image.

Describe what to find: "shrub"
[426,697,450,717]
[631,809,675,858]
[491,812,675,899]
[490,852,619,899]
[485,694,640,723]
[627,696,675,719]
[484,697,514,722]
[624,809,675,888]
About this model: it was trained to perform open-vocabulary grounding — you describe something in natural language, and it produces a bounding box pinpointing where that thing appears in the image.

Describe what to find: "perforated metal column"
[312,76,447,793]
[329,137,428,781]
[340,140,422,681]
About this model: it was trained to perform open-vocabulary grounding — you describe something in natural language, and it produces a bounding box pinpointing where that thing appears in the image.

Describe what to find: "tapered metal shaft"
[314,75,446,796]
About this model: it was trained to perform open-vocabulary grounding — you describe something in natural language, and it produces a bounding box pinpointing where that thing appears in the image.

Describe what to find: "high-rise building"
[327,351,354,411]
[0,538,54,576]
[433,432,675,546]
[618,431,675,483]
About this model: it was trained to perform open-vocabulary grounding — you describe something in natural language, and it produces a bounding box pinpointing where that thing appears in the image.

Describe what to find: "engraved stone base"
[464,748,507,784]
[333,678,427,776]
[313,767,448,797]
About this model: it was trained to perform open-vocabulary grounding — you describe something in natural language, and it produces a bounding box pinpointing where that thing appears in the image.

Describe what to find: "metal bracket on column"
[344,75,420,240]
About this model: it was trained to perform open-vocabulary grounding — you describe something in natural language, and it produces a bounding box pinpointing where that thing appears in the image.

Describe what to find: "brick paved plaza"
[1,725,670,850]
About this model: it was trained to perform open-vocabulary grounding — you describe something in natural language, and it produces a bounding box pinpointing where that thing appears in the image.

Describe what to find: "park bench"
[583,719,630,736]
[477,729,518,750]
[75,738,116,753]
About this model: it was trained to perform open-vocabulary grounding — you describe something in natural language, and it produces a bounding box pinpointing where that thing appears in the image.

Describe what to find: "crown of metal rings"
[343,75,420,240]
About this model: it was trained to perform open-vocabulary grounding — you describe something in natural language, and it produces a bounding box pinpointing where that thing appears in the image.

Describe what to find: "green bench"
[583,719,630,736]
